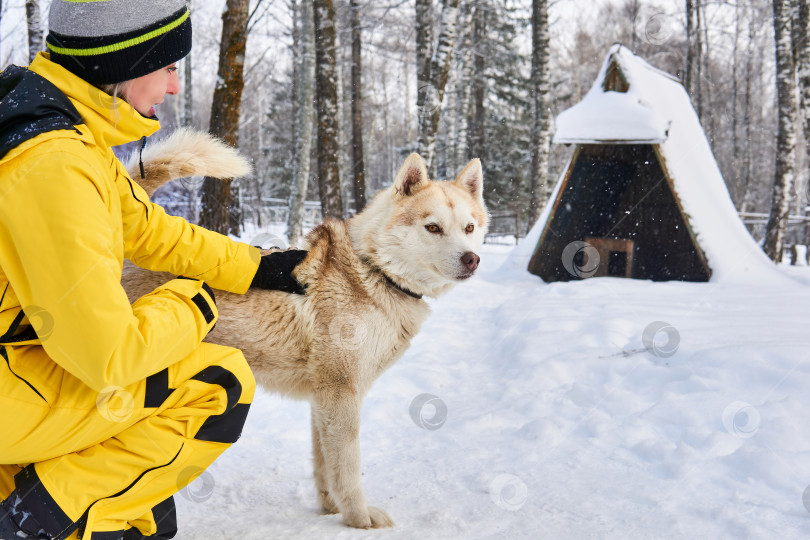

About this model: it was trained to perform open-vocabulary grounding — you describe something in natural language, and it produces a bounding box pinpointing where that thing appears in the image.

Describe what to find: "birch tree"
[313,0,343,219]
[25,1,42,63]
[415,0,434,139]
[685,0,696,98]
[793,0,809,128]
[183,1,194,127]
[453,0,474,172]
[795,0,810,245]
[527,0,552,230]
[183,52,193,126]
[763,0,798,261]
[730,0,741,202]
[287,0,315,246]
[685,0,703,120]
[200,0,251,235]
[739,2,757,213]
[416,0,459,176]
[350,0,366,212]
[467,2,487,164]
[182,1,196,222]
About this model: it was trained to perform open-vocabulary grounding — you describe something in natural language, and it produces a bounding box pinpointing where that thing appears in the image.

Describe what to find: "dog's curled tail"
[126,128,253,197]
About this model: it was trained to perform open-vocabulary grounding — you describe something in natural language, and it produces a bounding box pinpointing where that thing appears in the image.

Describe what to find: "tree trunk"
[764,0,799,262]
[288,0,302,236]
[467,2,486,163]
[287,0,315,246]
[740,3,755,213]
[417,0,459,175]
[183,51,193,126]
[625,0,640,51]
[685,0,696,97]
[313,0,343,219]
[695,0,704,122]
[453,0,474,171]
[200,0,250,236]
[731,0,740,204]
[25,1,42,63]
[527,0,552,230]
[796,0,810,157]
[335,8,349,216]
[700,1,712,136]
[350,0,366,212]
[795,0,810,246]
[183,0,194,127]
[685,0,704,124]
[415,0,434,143]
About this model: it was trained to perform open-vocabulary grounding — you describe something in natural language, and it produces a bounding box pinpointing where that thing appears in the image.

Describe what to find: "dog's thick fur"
[121,129,489,529]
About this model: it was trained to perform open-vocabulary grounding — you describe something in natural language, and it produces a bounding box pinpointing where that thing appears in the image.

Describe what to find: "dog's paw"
[368,506,395,528]
[318,491,339,514]
[342,506,395,529]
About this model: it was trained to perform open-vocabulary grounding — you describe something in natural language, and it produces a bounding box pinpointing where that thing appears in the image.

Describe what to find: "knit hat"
[45,0,192,86]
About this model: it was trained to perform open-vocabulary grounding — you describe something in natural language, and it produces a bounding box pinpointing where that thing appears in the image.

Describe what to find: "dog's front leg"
[313,392,394,529]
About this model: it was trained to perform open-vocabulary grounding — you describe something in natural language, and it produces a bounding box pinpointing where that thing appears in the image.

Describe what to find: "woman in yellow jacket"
[0,2,306,539]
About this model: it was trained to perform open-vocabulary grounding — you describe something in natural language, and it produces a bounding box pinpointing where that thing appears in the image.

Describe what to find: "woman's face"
[122,64,180,117]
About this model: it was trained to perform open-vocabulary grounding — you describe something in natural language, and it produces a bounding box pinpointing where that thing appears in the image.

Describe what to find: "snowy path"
[174,245,810,539]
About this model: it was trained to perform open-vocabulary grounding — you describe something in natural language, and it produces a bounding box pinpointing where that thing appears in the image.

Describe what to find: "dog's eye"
[465,224,475,234]
[425,224,442,234]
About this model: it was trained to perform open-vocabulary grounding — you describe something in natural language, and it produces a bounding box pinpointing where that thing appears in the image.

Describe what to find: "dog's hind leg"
[311,406,339,514]
[314,392,394,529]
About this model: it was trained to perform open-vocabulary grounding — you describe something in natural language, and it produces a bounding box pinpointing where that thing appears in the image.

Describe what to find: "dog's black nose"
[461,251,480,272]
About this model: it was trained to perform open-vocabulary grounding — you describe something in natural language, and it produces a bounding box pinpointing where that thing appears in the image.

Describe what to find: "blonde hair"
[99,82,129,105]
[96,81,137,127]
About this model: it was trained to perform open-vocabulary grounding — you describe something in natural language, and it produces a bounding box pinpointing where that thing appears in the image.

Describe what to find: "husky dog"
[121,130,489,529]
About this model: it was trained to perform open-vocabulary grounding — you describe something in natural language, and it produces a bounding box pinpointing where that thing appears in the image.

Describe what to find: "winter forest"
[2,0,808,262]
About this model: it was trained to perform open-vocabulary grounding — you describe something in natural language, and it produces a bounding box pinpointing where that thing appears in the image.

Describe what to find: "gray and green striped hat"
[46,0,192,86]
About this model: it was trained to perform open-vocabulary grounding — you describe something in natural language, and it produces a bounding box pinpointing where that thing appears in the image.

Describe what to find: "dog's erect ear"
[394,153,429,196]
[454,158,484,202]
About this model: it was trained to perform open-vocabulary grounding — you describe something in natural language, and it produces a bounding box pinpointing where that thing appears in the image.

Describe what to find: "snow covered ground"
[173,239,810,540]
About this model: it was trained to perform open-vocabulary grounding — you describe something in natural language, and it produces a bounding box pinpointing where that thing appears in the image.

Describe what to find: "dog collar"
[382,273,423,300]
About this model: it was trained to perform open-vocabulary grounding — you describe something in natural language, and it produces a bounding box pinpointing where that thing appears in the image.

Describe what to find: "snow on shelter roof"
[553,44,676,145]
[507,44,785,283]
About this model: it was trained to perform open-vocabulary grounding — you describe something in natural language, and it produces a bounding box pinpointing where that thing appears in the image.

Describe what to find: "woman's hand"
[250,250,308,294]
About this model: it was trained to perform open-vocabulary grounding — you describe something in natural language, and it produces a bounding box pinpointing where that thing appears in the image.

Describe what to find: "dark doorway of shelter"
[528,144,711,282]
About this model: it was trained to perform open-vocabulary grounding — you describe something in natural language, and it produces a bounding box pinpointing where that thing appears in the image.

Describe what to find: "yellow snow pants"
[0,340,255,539]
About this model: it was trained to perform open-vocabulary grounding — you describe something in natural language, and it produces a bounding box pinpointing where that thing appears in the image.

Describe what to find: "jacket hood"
[0,53,160,159]
[0,64,82,159]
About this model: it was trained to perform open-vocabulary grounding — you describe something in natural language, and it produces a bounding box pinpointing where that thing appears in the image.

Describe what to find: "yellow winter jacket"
[0,53,260,393]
